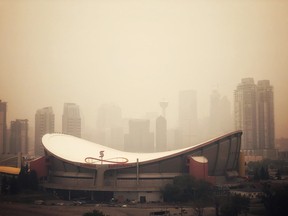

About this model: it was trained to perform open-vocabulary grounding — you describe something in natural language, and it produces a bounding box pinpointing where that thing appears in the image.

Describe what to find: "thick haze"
[0,0,287,138]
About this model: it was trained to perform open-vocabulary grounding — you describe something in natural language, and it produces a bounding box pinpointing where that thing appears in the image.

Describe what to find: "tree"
[253,167,260,181]
[17,165,39,191]
[162,182,182,202]
[9,176,19,194]
[162,175,213,216]
[275,169,281,180]
[18,164,29,190]
[219,194,250,216]
[262,183,288,216]
[259,166,269,180]
[28,170,38,190]
[1,175,8,194]
[83,210,105,216]
[162,175,212,203]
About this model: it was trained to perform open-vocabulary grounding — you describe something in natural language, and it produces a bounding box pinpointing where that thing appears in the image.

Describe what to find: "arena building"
[30,131,243,202]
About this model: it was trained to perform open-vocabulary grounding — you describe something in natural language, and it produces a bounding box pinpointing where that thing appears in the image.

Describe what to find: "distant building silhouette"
[145,112,158,143]
[96,103,122,130]
[35,107,55,156]
[220,96,233,131]
[178,90,198,147]
[62,103,81,138]
[276,138,288,160]
[124,119,154,152]
[9,119,28,154]
[159,100,168,118]
[167,128,181,150]
[95,103,124,150]
[209,90,233,137]
[110,127,124,151]
[0,100,7,154]
[156,116,167,152]
[209,90,221,137]
[234,78,276,158]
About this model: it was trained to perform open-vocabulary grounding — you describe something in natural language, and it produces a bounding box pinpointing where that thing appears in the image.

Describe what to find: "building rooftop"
[42,131,242,168]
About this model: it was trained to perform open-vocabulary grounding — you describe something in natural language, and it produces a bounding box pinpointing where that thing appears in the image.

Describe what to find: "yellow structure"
[0,166,21,175]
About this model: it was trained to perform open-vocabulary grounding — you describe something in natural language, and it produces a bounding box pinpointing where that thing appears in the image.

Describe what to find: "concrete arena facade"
[40,131,242,202]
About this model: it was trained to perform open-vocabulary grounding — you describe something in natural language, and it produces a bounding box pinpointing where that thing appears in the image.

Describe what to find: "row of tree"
[161,174,288,216]
[1,165,38,195]
[262,182,288,216]
[247,159,288,180]
[161,175,249,216]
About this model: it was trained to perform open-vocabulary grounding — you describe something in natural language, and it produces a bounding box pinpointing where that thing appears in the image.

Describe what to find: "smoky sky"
[0,0,288,138]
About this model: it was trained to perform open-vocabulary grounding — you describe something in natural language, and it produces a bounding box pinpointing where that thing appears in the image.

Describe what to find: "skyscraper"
[257,80,275,157]
[96,103,122,130]
[235,78,258,153]
[159,100,168,118]
[234,78,275,158]
[209,90,222,137]
[95,103,123,149]
[0,100,7,154]
[156,116,167,152]
[124,119,154,153]
[9,119,28,154]
[209,90,233,137]
[35,107,55,156]
[62,103,81,138]
[178,90,198,147]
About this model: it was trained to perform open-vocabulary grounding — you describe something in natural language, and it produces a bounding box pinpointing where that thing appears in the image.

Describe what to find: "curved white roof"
[42,131,242,167]
[42,133,193,166]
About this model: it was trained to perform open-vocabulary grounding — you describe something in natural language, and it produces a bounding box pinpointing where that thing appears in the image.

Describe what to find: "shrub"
[83,209,105,216]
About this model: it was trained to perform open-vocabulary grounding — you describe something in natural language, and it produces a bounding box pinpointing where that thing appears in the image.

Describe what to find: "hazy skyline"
[1,0,287,138]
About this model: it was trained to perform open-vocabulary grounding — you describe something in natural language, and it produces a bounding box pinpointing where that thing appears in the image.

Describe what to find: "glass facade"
[214,139,230,175]
[202,144,218,175]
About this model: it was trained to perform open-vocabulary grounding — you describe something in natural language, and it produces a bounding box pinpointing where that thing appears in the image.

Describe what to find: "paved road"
[0,202,190,216]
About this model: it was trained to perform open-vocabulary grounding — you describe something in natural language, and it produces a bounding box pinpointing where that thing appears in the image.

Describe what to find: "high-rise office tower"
[167,128,181,150]
[178,90,198,147]
[145,112,158,140]
[0,100,7,154]
[257,80,275,156]
[96,103,122,130]
[159,100,168,118]
[209,90,233,137]
[234,78,258,153]
[234,78,275,158]
[220,96,233,132]
[9,119,28,154]
[124,119,154,153]
[35,107,55,156]
[96,103,123,149]
[156,116,167,152]
[209,90,222,137]
[62,103,81,138]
